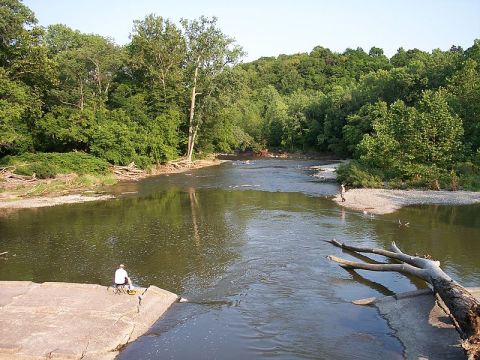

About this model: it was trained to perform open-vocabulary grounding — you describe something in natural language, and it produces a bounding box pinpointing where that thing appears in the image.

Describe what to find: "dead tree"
[326,239,480,360]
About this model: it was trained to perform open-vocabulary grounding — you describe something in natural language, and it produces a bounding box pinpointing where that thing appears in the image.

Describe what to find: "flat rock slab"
[0,281,178,360]
[374,288,480,360]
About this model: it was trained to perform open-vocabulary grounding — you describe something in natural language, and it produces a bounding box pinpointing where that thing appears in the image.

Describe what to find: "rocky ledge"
[0,281,178,360]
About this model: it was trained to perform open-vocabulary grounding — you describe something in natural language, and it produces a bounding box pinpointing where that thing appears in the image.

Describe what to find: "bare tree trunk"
[159,69,167,105]
[186,61,200,162]
[95,61,102,96]
[188,123,199,160]
[79,81,84,112]
[327,239,480,359]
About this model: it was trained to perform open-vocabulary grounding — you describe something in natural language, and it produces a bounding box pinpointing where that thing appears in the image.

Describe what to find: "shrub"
[14,162,57,179]
[0,152,111,177]
[456,160,480,190]
[336,161,383,188]
[400,163,442,189]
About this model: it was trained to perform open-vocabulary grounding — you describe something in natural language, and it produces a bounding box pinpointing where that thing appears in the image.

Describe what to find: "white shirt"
[114,268,128,284]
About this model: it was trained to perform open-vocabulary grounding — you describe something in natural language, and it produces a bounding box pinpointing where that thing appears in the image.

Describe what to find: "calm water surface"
[1,160,479,359]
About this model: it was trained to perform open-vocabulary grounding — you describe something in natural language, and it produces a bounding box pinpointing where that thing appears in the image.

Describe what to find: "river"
[1,159,479,359]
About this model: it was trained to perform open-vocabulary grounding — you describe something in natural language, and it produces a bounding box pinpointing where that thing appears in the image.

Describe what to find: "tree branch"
[327,239,480,359]
[327,239,423,267]
[326,255,430,281]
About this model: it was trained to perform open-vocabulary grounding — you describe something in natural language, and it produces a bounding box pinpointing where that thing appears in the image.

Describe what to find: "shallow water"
[0,160,479,359]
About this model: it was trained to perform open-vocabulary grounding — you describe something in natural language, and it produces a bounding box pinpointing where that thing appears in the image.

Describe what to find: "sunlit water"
[1,160,479,359]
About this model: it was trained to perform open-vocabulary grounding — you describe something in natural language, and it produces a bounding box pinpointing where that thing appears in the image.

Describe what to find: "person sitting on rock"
[114,264,133,290]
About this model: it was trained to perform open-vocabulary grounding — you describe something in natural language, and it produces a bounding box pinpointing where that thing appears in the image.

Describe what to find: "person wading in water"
[340,183,346,202]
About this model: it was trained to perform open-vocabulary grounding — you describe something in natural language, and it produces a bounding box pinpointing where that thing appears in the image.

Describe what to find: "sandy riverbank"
[333,188,480,214]
[0,158,227,211]
[0,194,114,209]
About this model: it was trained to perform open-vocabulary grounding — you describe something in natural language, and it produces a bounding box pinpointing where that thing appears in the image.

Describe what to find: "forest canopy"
[1,0,480,189]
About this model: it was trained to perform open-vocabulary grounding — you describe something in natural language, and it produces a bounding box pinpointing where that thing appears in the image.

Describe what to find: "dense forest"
[1,0,480,189]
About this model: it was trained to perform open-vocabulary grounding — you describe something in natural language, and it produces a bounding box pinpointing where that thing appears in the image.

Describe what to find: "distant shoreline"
[3,158,479,214]
[333,188,480,214]
[0,158,227,211]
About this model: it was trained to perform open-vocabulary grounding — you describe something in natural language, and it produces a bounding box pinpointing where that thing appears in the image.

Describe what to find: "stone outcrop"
[373,288,480,359]
[0,281,178,359]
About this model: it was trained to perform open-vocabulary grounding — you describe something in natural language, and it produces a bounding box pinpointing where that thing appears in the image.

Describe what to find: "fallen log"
[5,173,37,181]
[112,163,146,181]
[327,239,480,360]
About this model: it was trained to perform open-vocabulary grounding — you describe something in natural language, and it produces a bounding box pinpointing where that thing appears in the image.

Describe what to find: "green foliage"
[88,110,144,166]
[0,0,479,190]
[357,89,463,184]
[455,160,480,191]
[447,59,480,154]
[181,15,244,160]
[14,161,57,179]
[0,68,36,155]
[88,109,180,167]
[0,0,36,66]
[129,15,186,109]
[35,107,94,152]
[46,27,125,111]
[343,101,388,156]
[0,152,111,178]
[336,161,383,188]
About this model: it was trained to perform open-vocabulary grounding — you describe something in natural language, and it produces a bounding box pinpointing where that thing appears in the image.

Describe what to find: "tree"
[0,0,36,67]
[47,26,124,111]
[343,101,388,156]
[180,16,243,161]
[129,15,185,109]
[1,0,55,98]
[282,90,311,150]
[0,68,38,155]
[358,89,464,182]
[448,59,480,154]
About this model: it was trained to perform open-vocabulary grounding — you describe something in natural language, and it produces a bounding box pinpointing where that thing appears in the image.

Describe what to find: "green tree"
[129,15,186,110]
[0,0,36,67]
[358,89,463,182]
[343,101,388,156]
[47,26,124,111]
[448,59,480,154]
[0,68,38,154]
[181,16,243,161]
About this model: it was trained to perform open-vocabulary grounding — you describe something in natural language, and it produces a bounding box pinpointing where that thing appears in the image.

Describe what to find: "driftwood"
[0,167,37,182]
[169,159,193,169]
[327,239,480,360]
[112,162,145,180]
[0,251,8,256]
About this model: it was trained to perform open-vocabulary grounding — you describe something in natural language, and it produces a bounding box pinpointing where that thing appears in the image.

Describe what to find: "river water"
[1,160,479,359]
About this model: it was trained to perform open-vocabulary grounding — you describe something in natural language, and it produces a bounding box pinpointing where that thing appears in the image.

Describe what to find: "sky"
[24,0,480,62]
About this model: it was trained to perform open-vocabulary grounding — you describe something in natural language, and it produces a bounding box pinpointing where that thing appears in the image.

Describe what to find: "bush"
[456,160,480,190]
[0,152,111,177]
[14,162,57,179]
[88,109,179,168]
[336,161,383,188]
[400,163,443,189]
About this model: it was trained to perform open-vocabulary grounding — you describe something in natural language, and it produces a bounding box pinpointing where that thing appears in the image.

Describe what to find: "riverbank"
[333,188,480,214]
[0,158,226,210]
